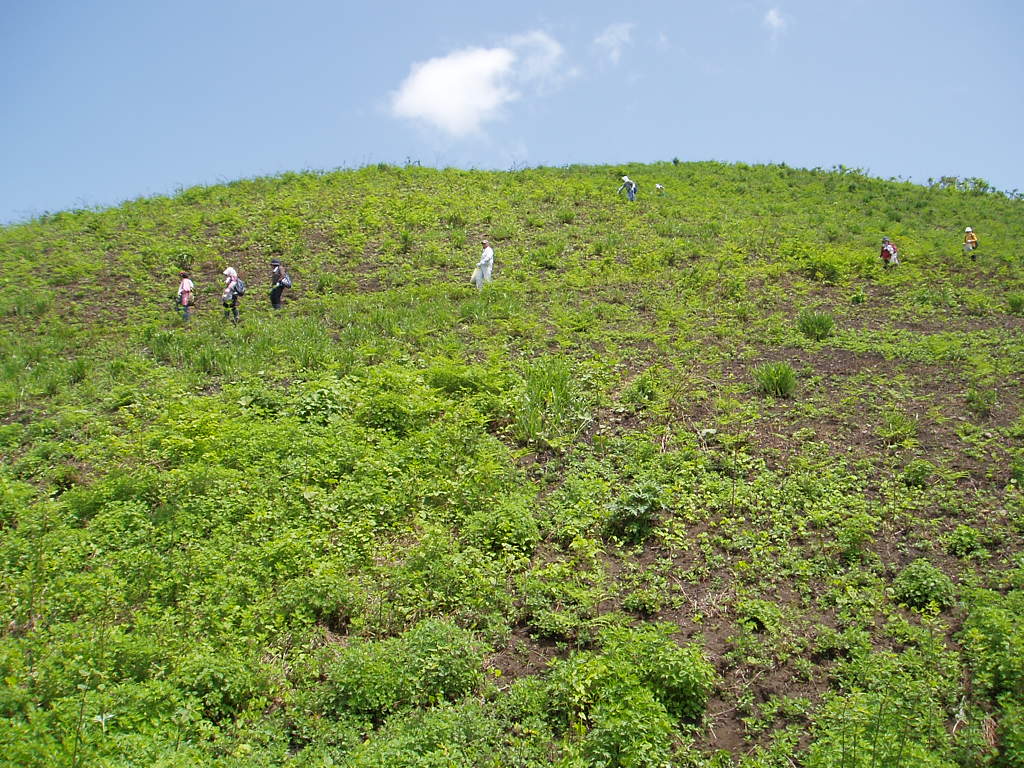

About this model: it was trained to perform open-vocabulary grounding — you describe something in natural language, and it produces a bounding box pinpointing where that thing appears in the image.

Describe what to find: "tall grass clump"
[796,308,835,341]
[753,361,796,398]
[511,356,589,448]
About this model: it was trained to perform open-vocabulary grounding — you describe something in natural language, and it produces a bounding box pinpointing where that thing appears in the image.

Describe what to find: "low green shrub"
[966,386,997,418]
[323,618,483,720]
[544,624,715,743]
[997,693,1024,768]
[893,559,955,610]
[426,361,492,396]
[345,699,536,768]
[806,687,956,768]
[171,645,272,722]
[796,308,835,341]
[582,684,674,768]
[621,368,660,409]
[961,589,1024,697]
[1007,292,1024,316]
[802,255,842,283]
[836,509,882,561]
[941,524,986,558]
[753,361,797,398]
[520,560,604,642]
[902,459,935,487]
[878,409,918,446]
[354,390,427,436]
[605,479,663,544]
[622,586,667,616]
[463,494,540,555]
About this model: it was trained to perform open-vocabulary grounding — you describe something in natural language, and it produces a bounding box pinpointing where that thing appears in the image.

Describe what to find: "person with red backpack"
[879,237,900,268]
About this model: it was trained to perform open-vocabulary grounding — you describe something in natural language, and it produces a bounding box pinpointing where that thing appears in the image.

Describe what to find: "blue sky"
[2,0,1022,223]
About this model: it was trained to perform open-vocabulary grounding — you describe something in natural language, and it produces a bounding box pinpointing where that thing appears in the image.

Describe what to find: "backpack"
[233,278,247,296]
[280,274,292,289]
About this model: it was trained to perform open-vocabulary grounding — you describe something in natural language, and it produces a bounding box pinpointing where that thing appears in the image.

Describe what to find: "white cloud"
[764,8,786,34]
[509,30,574,89]
[594,22,634,65]
[390,30,573,138]
[390,48,516,137]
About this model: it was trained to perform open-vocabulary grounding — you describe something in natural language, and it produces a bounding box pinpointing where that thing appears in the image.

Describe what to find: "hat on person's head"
[965,227,973,232]
[882,237,890,243]
[482,239,489,244]
[270,258,281,266]
[621,175,630,181]
[179,270,189,277]
[223,267,237,278]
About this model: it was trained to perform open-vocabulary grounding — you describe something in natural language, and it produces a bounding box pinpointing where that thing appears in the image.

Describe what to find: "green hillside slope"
[2,161,1024,767]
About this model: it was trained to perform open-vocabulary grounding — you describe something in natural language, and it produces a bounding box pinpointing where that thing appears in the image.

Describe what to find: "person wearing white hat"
[617,175,638,201]
[472,239,494,290]
[655,183,665,195]
[221,266,243,323]
[963,227,979,260]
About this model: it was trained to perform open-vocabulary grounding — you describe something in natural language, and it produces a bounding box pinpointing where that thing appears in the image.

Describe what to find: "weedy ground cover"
[1,161,1023,766]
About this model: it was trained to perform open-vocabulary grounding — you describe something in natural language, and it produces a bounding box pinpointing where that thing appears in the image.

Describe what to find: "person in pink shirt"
[177,271,195,322]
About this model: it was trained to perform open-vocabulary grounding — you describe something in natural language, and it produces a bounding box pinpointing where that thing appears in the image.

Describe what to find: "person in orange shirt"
[963,227,979,261]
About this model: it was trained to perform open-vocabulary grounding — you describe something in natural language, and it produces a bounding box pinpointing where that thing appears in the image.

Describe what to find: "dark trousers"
[270,285,284,309]
[223,297,239,323]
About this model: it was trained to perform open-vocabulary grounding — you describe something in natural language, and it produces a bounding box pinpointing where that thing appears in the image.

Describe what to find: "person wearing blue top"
[617,175,638,201]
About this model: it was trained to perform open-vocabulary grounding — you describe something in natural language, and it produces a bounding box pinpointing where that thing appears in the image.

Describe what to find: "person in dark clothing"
[270,258,288,309]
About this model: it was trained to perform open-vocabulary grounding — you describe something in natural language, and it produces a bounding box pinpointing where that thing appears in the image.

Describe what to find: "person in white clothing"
[222,266,241,323]
[177,271,195,322]
[472,239,494,290]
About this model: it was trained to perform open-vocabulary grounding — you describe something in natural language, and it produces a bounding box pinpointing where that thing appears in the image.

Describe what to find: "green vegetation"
[1,160,1023,766]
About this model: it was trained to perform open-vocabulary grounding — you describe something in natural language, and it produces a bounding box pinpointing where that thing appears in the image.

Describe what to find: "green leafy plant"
[878,409,918,446]
[966,385,997,418]
[902,458,935,487]
[605,478,663,544]
[893,559,956,610]
[941,524,986,558]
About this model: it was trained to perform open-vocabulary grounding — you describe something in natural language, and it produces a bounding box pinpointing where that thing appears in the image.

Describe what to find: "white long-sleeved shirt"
[478,245,494,267]
[177,277,194,296]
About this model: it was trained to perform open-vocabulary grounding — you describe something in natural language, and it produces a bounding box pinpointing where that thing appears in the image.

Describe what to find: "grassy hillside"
[2,161,1024,767]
